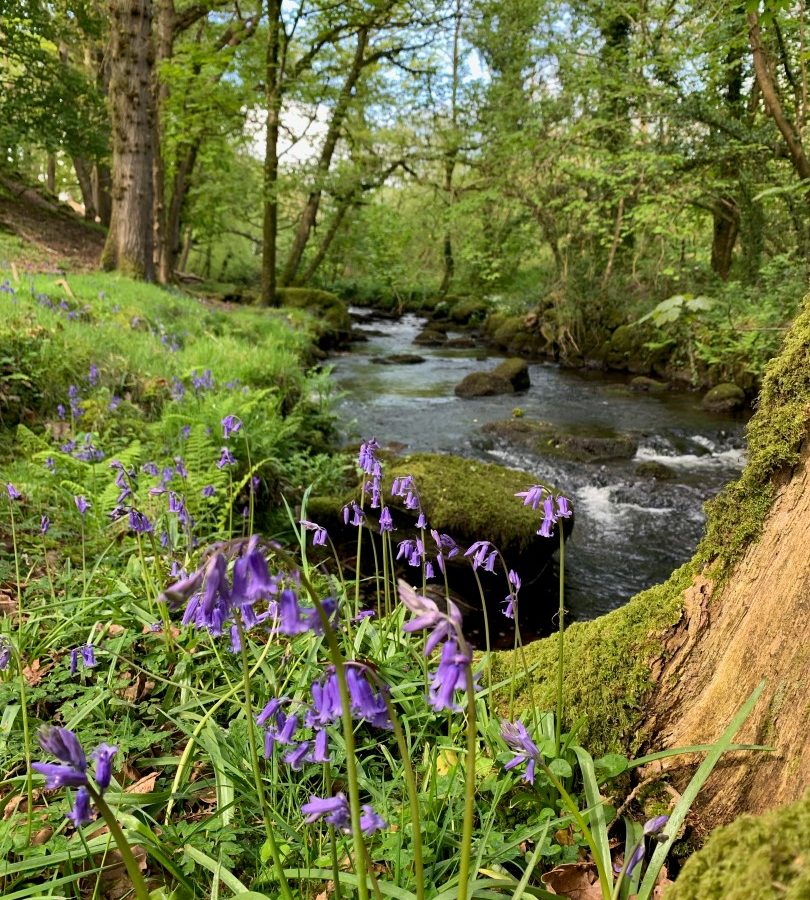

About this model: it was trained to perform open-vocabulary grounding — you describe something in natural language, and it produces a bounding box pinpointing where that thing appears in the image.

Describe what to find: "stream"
[329,309,747,622]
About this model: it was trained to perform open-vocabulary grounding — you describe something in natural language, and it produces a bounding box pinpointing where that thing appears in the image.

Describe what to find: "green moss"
[491,562,694,755]
[448,298,488,325]
[277,287,352,337]
[698,295,810,578]
[666,792,810,900]
[491,316,524,348]
[492,357,530,390]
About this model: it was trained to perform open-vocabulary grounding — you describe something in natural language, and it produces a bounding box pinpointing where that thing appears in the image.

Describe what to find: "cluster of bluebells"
[62,433,104,463]
[515,485,572,538]
[501,721,541,784]
[301,793,386,836]
[33,727,117,827]
[191,369,215,392]
[399,580,474,713]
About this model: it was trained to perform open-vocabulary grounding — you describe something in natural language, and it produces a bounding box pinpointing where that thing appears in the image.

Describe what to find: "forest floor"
[0,174,105,272]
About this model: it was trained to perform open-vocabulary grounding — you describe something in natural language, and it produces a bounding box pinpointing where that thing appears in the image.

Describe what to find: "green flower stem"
[379,689,425,900]
[299,576,369,900]
[8,502,33,845]
[324,764,343,900]
[235,619,294,900]
[541,762,613,899]
[88,788,152,900]
[456,663,478,900]
[555,528,565,757]
[471,569,492,694]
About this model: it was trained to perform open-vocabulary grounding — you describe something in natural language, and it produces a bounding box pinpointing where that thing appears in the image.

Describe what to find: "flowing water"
[329,310,747,621]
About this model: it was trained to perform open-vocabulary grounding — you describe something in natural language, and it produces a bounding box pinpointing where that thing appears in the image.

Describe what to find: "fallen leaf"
[541,862,602,899]
[23,658,55,686]
[126,772,158,795]
[107,623,126,637]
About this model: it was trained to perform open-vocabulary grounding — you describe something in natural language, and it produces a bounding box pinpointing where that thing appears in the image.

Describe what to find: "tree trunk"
[261,0,283,306]
[164,142,199,281]
[73,157,97,221]
[101,0,156,280]
[280,26,369,286]
[710,196,739,280]
[46,154,56,194]
[299,199,351,283]
[153,0,175,283]
[93,163,113,227]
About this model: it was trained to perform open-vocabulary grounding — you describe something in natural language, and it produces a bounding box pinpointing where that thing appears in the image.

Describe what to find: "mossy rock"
[635,460,676,480]
[480,418,638,463]
[666,793,810,900]
[454,372,515,398]
[414,327,447,346]
[448,298,488,325]
[701,382,746,412]
[277,287,352,348]
[606,324,660,373]
[630,376,669,393]
[492,358,531,391]
[490,316,524,349]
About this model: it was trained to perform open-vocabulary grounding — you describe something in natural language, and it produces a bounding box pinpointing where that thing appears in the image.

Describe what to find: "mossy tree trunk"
[494,296,810,830]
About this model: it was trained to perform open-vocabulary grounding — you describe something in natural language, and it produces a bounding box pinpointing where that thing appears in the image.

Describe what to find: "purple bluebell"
[614,816,670,877]
[416,511,427,528]
[57,404,66,420]
[515,485,546,510]
[275,589,336,636]
[360,804,387,836]
[6,482,21,501]
[501,721,540,784]
[428,639,472,712]
[256,698,283,726]
[430,530,460,574]
[68,384,84,420]
[171,377,186,400]
[191,369,215,391]
[556,495,572,518]
[61,440,77,455]
[74,495,89,516]
[309,728,330,763]
[464,540,492,570]
[346,664,391,729]
[174,457,188,479]
[0,637,11,670]
[358,438,381,474]
[202,484,216,498]
[91,743,118,791]
[301,793,351,830]
[217,447,236,469]
[284,741,311,771]
[71,644,96,673]
[399,580,463,655]
[300,519,328,546]
[109,396,121,411]
[342,501,365,527]
[503,569,521,619]
[378,506,394,532]
[142,462,159,476]
[222,415,242,439]
[128,509,153,534]
[66,787,93,827]
[45,457,56,473]
[88,364,99,386]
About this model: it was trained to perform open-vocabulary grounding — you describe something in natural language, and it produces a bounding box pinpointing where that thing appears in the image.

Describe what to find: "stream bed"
[329,310,747,621]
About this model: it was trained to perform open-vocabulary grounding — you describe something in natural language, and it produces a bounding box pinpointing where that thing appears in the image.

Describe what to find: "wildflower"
[128,509,153,534]
[74,495,89,516]
[174,456,188,478]
[515,484,546,510]
[616,816,669,876]
[284,741,311,771]
[358,438,381,474]
[300,519,328,546]
[33,727,117,827]
[142,462,159,476]
[503,569,521,619]
[217,447,236,468]
[431,530,460,574]
[378,506,394,532]
[88,364,99,386]
[0,637,11,670]
[222,415,242,439]
[70,644,96,674]
[464,540,492,570]
[342,501,364,527]
[399,580,463,655]
[275,589,336,636]
[301,793,351,830]
[416,511,427,528]
[428,639,472,712]
[6,482,21,501]
[45,457,56,473]
[360,804,387,836]
[170,377,186,400]
[57,404,66,420]
[180,424,190,439]
[202,484,216,498]
[501,721,540,784]
[109,396,121,411]
[346,664,391,728]
[309,727,330,763]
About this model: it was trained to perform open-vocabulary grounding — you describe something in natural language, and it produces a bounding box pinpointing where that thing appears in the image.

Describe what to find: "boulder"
[630,376,669,393]
[702,382,746,412]
[448,297,488,325]
[370,353,425,365]
[480,418,638,463]
[492,357,531,391]
[635,460,676,480]
[413,327,447,346]
[277,287,352,349]
[454,372,515,398]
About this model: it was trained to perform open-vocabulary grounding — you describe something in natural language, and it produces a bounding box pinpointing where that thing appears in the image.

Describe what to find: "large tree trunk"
[93,163,113,227]
[101,0,156,280]
[710,196,739,280]
[73,157,97,221]
[153,0,174,283]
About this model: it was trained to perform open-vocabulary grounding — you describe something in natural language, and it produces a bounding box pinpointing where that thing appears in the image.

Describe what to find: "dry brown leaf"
[23,658,54,686]
[125,772,158,795]
[3,789,43,820]
[32,825,53,845]
[97,844,148,900]
[541,862,602,899]
[107,623,126,637]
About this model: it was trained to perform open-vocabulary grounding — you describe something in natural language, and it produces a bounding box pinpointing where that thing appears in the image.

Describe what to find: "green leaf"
[573,747,611,878]
[548,758,572,779]
[593,752,629,779]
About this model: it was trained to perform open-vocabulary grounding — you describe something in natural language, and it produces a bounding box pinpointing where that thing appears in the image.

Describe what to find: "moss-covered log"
[493,295,810,827]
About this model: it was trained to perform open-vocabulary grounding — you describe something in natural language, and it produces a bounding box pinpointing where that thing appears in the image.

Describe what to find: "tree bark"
[101,0,156,280]
[153,0,174,283]
[280,26,369,286]
[710,196,739,280]
[261,0,283,306]
[93,163,112,227]
[73,157,97,221]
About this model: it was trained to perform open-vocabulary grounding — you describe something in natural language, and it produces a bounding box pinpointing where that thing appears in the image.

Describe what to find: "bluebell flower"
[6,482,21,501]
[300,519,328,546]
[378,506,394,532]
[503,569,521,619]
[501,721,540,784]
[342,501,365,527]
[217,447,236,469]
[428,640,472,712]
[301,793,350,830]
[0,637,11,670]
[399,580,463,655]
[74,495,89,516]
[202,485,216,498]
[222,415,242,439]
[360,803,387,836]
[283,741,311,770]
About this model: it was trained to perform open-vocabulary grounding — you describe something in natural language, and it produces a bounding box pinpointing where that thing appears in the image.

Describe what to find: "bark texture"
[101,0,156,279]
